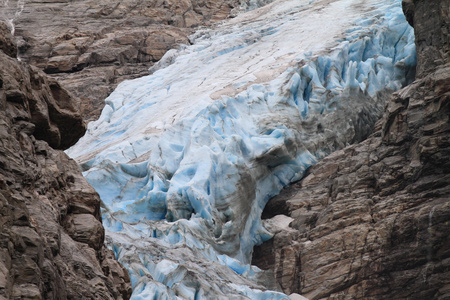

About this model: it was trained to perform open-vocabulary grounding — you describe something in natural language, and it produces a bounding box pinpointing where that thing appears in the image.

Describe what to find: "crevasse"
[67,0,416,298]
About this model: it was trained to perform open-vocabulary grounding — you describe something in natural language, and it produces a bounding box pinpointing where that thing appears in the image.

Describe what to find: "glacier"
[66,0,416,298]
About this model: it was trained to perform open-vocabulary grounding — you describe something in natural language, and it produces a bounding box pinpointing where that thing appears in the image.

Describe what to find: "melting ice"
[67,0,416,298]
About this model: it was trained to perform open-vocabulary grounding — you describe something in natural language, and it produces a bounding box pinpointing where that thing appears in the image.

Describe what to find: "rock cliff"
[1,0,246,122]
[0,23,131,299]
[254,0,450,298]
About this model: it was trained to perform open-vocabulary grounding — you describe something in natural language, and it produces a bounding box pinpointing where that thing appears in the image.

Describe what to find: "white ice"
[67,0,416,298]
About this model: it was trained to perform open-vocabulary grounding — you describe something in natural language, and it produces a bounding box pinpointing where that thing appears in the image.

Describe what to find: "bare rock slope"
[0,23,131,299]
[254,0,450,298]
[1,0,244,122]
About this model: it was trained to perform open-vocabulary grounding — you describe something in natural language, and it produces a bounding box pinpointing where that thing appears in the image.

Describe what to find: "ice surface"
[67,0,416,298]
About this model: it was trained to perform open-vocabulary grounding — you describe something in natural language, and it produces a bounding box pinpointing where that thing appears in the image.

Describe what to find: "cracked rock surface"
[0,0,247,122]
[254,0,450,298]
[0,23,131,299]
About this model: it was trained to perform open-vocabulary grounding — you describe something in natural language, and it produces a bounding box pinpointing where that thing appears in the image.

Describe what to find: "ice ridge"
[67,0,416,298]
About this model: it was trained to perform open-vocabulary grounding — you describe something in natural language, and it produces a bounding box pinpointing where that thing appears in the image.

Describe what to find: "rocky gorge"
[0,0,449,299]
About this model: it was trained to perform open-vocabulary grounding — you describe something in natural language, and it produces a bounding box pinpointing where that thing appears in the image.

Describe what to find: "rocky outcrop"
[1,0,245,122]
[254,0,450,298]
[0,23,131,299]
[402,0,449,77]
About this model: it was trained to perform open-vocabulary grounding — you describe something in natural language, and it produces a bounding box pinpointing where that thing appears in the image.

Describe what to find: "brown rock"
[0,22,131,299]
[0,42,85,150]
[64,214,105,250]
[254,0,450,298]
[408,0,449,77]
[1,0,242,122]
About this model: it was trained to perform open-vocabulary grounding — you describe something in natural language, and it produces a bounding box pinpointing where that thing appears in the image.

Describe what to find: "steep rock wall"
[0,23,131,299]
[254,0,450,298]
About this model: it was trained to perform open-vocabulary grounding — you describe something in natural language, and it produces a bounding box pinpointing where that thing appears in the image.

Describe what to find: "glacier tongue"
[67,0,416,298]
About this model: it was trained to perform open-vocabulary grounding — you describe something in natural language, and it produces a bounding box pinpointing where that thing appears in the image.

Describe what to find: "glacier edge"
[66,0,416,298]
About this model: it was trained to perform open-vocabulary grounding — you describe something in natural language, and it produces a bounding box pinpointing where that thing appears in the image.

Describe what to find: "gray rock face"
[0,23,17,58]
[1,0,243,122]
[403,0,449,77]
[253,0,450,299]
[0,23,131,299]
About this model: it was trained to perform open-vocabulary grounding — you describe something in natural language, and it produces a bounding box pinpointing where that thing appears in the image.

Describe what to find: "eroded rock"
[254,0,450,298]
[1,0,244,122]
[0,22,131,299]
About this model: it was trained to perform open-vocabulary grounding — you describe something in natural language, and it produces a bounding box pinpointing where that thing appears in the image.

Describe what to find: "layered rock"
[254,0,450,298]
[0,0,247,122]
[0,23,131,299]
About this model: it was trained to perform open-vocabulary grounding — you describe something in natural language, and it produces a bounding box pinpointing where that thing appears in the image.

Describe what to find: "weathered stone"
[0,22,131,299]
[0,22,16,58]
[409,0,449,77]
[254,0,450,298]
[1,0,243,122]
[64,214,104,250]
